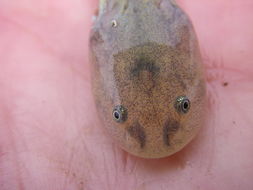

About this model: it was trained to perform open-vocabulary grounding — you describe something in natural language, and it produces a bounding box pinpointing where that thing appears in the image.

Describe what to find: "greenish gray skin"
[89,0,206,158]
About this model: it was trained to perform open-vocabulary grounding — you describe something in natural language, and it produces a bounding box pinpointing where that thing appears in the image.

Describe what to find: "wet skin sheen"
[89,0,206,158]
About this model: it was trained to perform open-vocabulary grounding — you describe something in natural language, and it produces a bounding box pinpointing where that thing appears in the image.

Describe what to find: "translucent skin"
[90,0,206,158]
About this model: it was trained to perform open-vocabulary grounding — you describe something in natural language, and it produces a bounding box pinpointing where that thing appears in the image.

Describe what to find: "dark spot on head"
[90,30,104,45]
[112,2,119,10]
[133,7,138,13]
[223,82,229,87]
[127,122,146,148]
[163,120,180,146]
[123,2,128,12]
[130,56,160,79]
[155,0,162,8]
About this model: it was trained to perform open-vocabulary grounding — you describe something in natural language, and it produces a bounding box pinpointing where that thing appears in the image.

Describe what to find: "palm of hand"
[0,0,252,189]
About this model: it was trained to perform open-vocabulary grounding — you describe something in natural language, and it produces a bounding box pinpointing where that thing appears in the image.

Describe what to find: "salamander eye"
[112,105,127,123]
[175,96,191,114]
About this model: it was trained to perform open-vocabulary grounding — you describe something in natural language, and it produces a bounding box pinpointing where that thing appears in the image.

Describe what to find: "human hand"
[0,0,252,189]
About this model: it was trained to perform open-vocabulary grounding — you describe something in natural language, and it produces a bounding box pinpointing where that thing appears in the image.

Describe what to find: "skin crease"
[0,0,252,189]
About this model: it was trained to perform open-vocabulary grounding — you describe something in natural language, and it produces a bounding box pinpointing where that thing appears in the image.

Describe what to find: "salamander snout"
[111,95,193,158]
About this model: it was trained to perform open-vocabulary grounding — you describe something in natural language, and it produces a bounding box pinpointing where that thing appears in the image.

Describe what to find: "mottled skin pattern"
[89,0,206,158]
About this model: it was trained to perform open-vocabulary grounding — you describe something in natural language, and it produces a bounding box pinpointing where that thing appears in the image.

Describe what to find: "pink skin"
[0,0,252,189]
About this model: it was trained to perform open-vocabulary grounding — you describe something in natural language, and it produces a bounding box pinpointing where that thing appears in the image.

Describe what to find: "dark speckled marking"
[123,3,128,12]
[133,7,138,13]
[90,31,104,45]
[155,0,162,8]
[163,120,180,146]
[130,56,160,78]
[127,122,146,148]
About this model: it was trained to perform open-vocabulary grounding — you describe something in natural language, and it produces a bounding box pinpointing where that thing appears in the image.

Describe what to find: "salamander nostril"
[163,120,180,146]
